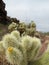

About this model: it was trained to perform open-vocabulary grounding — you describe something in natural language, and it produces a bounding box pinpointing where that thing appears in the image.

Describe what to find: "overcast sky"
[3,0,49,32]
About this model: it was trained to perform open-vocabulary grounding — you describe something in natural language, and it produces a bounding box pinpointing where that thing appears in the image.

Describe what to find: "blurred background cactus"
[29,21,36,28]
[17,22,26,35]
[8,21,36,37]
[8,22,18,32]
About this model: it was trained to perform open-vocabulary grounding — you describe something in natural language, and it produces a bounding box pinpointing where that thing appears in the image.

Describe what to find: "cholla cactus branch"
[2,34,19,49]
[11,30,20,40]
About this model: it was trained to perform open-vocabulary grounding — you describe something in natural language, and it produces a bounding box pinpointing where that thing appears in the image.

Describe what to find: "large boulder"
[0,0,7,24]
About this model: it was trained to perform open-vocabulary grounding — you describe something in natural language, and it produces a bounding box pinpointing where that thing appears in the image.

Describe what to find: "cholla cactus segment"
[18,22,26,35]
[18,22,26,30]
[6,47,23,65]
[27,37,41,61]
[8,22,18,32]
[29,21,36,28]
[21,35,33,50]
[19,43,28,65]
[2,34,19,49]
[31,37,41,49]
[21,36,41,51]
[11,30,20,40]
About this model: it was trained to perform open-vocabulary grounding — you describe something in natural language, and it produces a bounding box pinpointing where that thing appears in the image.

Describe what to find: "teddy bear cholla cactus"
[2,30,27,65]
[1,30,48,65]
